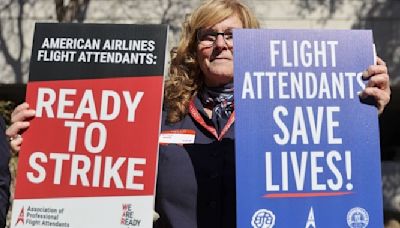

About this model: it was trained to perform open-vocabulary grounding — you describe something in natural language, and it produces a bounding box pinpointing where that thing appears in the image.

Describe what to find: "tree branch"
[0,0,24,83]
[55,0,90,23]
[55,0,65,22]
[160,0,173,24]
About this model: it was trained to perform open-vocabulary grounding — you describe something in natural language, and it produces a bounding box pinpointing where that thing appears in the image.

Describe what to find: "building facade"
[0,0,399,84]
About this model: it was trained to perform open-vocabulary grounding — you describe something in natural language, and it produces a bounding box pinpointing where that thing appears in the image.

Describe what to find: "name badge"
[159,129,196,144]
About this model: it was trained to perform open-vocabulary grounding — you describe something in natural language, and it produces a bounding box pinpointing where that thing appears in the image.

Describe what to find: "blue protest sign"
[234,29,382,228]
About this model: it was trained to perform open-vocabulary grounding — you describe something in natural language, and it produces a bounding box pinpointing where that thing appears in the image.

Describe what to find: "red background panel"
[15,76,163,199]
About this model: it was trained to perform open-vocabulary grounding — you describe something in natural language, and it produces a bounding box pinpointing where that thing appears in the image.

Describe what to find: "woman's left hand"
[360,57,391,114]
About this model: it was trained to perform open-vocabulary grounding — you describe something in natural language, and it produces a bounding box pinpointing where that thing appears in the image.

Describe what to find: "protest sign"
[11,23,168,228]
[234,29,382,227]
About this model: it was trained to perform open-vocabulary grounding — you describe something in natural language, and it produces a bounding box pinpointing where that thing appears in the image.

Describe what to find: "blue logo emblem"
[347,207,369,228]
[251,209,275,228]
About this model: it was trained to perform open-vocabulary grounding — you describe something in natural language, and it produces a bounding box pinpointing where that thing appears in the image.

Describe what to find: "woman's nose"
[214,34,228,49]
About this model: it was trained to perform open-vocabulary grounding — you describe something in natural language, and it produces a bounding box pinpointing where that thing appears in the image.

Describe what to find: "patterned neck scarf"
[199,83,234,119]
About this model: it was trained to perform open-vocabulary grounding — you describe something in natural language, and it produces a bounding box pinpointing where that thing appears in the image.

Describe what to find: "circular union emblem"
[251,209,275,228]
[347,207,369,228]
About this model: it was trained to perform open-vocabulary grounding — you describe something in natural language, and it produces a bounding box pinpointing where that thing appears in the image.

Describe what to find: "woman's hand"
[359,57,391,114]
[5,102,35,153]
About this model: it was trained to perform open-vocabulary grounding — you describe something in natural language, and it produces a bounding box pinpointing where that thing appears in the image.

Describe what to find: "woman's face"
[196,15,243,87]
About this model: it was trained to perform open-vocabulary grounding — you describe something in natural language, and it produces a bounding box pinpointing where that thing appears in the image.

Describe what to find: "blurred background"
[0,0,399,227]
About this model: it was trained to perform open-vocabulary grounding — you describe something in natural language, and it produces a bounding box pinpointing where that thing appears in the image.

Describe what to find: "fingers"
[9,135,23,153]
[7,102,35,136]
[360,86,390,115]
[11,102,29,119]
[366,72,390,91]
[6,102,35,153]
[359,56,391,114]
[376,56,386,66]
[11,102,35,123]
[6,121,30,137]
[6,122,29,153]
[362,64,388,80]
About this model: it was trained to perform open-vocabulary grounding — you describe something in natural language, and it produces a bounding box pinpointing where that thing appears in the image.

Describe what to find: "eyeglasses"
[197,29,233,48]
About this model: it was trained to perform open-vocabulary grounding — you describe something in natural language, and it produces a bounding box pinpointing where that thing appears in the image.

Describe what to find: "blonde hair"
[164,0,260,123]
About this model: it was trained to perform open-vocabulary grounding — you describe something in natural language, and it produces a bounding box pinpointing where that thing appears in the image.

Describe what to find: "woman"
[156,1,259,227]
[157,1,391,227]
[6,0,391,227]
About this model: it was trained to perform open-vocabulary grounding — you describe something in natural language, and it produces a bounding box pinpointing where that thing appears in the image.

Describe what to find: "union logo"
[251,209,276,228]
[347,207,369,228]
[15,207,25,226]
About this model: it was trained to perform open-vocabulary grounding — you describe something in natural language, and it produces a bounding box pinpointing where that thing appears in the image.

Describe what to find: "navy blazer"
[155,97,236,228]
[0,117,10,228]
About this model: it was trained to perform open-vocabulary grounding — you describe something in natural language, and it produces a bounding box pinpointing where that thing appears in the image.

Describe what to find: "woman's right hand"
[5,102,36,153]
